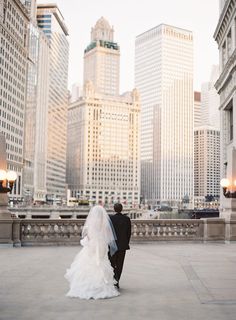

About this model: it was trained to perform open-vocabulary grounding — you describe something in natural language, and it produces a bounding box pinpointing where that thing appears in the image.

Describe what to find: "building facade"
[83,17,120,96]
[23,20,50,203]
[194,91,201,128]
[135,24,194,207]
[0,0,29,201]
[67,18,140,207]
[201,65,220,129]
[214,0,236,219]
[37,4,69,202]
[193,68,221,207]
[194,127,220,198]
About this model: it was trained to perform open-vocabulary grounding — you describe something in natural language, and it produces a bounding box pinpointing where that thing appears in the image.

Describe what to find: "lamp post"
[220,178,236,198]
[0,170,17,194]
[0,134,17,246]
[219,147,236,221]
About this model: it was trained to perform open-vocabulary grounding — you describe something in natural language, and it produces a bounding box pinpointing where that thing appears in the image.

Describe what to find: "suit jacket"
[110,213,131,251]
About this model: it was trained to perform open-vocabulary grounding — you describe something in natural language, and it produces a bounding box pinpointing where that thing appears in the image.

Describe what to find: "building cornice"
[214,0,236,44]
[215,48,236,93]
[37,4,69,36]
[84,40,119,54]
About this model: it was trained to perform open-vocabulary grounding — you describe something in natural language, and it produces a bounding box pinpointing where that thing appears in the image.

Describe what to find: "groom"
[109,203,131,289]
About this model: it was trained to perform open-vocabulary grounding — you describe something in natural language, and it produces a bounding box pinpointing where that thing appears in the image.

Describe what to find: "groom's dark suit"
[109,206,131,287]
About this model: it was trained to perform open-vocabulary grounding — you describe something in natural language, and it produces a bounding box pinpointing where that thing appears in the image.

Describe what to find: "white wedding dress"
[65,206,119,300]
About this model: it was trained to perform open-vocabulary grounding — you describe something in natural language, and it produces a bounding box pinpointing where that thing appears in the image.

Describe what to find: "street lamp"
[220,178,236,198]
[0,170,17,193]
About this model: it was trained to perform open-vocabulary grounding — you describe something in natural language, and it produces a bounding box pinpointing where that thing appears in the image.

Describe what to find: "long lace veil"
[82,205,118,256]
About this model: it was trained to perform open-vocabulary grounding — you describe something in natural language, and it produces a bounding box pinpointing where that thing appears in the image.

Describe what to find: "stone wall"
[5,218,236,247]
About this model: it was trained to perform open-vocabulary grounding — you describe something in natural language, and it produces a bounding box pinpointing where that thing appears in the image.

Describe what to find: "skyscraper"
[37,4,69,202]
[193,67,220,204]
[201,65,220,129]
[67,18,140,207]
[0,0,29,201]
[194,92,201,128]
[194,127,220,199]
[23,19,50,203]
[83,17,120,96]
[135,24,194,207]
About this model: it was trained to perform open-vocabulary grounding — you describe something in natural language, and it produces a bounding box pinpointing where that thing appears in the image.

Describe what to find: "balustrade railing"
[20,219,84,245]
[16,218,208,246]
[131,219,204,240]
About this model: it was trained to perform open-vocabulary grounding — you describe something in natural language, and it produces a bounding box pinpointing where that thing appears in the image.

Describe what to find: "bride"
[64,205,120,299]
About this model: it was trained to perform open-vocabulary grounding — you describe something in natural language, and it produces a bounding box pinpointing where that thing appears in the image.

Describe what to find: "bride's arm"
[80,226,90,246]
[95,241,106,265]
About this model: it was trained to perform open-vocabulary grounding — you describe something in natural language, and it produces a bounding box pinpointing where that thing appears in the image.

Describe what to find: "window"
[227,29,232,56]
[229,106,233,141]
[225,100,233,142]
[222,41,226,66]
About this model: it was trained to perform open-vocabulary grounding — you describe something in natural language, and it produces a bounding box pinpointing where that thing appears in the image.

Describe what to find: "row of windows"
[7,1,24,25]
[0,96,24,113]
[0,120,23,137]
[0,108,23,124]
[1,45,26,65]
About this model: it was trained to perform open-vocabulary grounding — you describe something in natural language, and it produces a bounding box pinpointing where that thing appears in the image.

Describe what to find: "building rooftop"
[1,242,236,320]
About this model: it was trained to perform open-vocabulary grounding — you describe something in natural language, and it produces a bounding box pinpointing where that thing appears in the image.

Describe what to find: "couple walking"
[64,203,131,299]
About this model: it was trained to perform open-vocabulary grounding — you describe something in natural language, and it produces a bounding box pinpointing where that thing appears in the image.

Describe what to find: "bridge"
[1,242,236,320]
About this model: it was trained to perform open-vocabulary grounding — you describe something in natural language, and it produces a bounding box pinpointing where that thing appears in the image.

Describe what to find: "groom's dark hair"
[114,203,123,213]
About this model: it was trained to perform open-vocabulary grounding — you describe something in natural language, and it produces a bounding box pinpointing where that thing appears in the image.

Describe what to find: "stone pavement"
[1,242,236,320]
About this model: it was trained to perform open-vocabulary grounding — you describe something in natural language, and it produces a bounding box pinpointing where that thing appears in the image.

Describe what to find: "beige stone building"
[0,0,29,201]
[67,18,140,207]
[83,17,120,96]
[37,4,69,203]
[214,0,236,219]
[22,1,50,204]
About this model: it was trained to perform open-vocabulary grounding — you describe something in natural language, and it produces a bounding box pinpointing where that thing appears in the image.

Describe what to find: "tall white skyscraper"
[37,4,69,202]
[135,24,194,206]
[67,18,140,207]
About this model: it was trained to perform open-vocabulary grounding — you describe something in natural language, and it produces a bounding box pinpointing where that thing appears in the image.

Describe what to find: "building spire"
[91,17,114,42]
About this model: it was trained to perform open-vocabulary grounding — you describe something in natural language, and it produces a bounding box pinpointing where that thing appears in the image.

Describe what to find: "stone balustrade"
[19,219,85,246]
[8,217,236,247]
[131,219,204,240]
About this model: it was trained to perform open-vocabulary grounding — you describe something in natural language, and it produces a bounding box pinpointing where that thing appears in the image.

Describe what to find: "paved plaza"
[1,242,236,320]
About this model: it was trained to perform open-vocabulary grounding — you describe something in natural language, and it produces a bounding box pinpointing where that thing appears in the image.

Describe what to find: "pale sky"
[39,0,220,92]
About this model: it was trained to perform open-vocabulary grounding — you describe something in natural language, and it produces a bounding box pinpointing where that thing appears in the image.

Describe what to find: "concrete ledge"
[3,217,236,246]
[203,218,225,241]
[0,219,13,245]
[225,219,236,241]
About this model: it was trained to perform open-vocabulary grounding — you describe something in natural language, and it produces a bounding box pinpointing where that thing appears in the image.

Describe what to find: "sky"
[38,0,220,93]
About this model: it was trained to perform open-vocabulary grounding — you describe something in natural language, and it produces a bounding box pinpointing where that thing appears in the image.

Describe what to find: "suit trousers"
[109,250,126,282]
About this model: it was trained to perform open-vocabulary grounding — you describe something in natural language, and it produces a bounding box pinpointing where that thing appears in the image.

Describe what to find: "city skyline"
[38,0,219,93]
